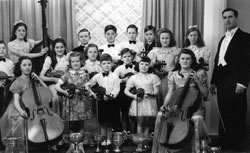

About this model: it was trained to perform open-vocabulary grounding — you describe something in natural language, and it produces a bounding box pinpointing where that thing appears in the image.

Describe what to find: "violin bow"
[211,94,226,132]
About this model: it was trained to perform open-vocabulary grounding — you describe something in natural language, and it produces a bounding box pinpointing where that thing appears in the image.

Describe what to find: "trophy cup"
[2,137,23,153]
[126,132,153,152]
[111,131,127,152]
[63,133,85,153]
[92,134,105,152]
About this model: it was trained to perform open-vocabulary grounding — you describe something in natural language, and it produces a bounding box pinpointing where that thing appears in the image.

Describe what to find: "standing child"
[71,28,91,60]
[55,52,93,134]
[83,43,102,78]
[124,56,160,134]
[114,48,137,132]
[183,25,210,66]
[0,56,48,152]
[0,40,14,117]
[99,24,121,63]
[39,38,69,116]
[89,53,120,146]
[147,28,180,107]
[119,24,144,62]
[8,21,48,64]
[152,49,209,153]
[143,25,158,56]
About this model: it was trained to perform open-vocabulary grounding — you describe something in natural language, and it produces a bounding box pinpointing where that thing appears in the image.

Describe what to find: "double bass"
[30,0,53,75]
[21,77,64,146]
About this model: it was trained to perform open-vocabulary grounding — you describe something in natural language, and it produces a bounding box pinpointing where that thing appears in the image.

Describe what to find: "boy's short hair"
[0,40,6,45]
[144,25,156,33]
[127,24,138,33]
[78,28,90,36]
[140,56,151,63]
[104,24,117,33]
[120,48,133,57]
[100,53,112,63]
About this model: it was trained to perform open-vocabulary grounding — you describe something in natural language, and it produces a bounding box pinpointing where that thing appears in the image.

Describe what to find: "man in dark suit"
[210,8,250,151]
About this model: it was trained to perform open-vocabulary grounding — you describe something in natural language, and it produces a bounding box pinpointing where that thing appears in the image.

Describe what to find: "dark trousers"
[216,69,247,149]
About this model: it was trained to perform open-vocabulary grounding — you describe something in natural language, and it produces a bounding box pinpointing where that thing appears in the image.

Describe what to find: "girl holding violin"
[147,28,180,108]
[7,21,48,64]
[55,52,93,134]
[39,38,69,116]
[124,56,160,135]
[0,56,47,152]
[152,49,209,153]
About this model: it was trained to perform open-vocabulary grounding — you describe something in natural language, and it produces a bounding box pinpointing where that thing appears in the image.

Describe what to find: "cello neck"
[39,0,49,48]
[176,76,192,110]
[31,77,42,107]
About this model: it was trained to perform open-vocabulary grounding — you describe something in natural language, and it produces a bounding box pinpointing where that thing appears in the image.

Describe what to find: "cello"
[153,59,208,151]
[21,76,64,146]
[30,0,53,75]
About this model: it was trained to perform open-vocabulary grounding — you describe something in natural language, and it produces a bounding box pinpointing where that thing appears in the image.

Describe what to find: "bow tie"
[0,58,6,62]
[129,41,136,44]
[107,44,115,48]
[102,72,109,77]
[125,64,133,69]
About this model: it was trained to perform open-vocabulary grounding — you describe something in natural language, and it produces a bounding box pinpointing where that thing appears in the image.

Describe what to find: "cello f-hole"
[180,110,185,121]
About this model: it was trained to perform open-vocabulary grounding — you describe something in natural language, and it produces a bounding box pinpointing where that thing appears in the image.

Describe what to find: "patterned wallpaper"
[74,0,143,46]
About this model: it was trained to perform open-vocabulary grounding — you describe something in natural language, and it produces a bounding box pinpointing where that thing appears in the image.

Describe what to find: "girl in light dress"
[147,28,180,108]
[124,56,160,135]
[183,26,210,68]
[39,38,69,116]
[7,21,48,64]
[83,43,102,79]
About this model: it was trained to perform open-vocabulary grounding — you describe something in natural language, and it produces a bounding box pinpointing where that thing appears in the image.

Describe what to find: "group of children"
[0,20,211,152]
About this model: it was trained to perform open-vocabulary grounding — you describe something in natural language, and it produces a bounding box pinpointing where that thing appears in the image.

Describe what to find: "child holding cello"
[152,49,209,153]
[0,56,48,152]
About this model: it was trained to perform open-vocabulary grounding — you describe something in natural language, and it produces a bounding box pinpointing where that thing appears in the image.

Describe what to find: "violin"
[21,76,64,145]
[0,71,12,81]
[60,83,88,98]
[91,83,114,100]
[119,72,135,79]
[45,70,65,78]
[153,60,167,70]
[130,87,156,99]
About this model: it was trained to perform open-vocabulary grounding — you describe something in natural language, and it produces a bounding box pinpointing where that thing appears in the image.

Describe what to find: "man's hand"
[235,85,245,94]
[209,84,217,95]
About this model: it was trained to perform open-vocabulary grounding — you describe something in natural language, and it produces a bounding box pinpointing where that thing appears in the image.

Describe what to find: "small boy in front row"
[114,48,137,132]
[89,53,121,146]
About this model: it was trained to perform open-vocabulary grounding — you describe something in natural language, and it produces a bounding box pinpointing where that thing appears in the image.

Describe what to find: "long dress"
[0,76,37,152]
[152,70,208,153]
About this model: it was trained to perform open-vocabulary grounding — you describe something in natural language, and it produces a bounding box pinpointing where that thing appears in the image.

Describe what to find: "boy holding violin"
[114,48,137,132]
[89,53,121,146]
